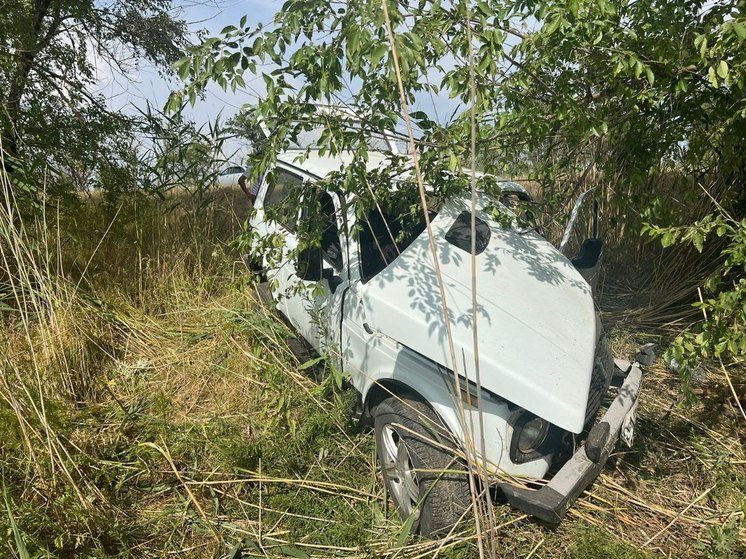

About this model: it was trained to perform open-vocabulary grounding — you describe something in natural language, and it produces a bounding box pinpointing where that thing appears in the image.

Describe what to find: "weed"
[570,526,656,559]
[697,519,746,559]
[1,186,743,558]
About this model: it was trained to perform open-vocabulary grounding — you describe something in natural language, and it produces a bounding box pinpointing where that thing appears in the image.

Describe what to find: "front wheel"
[372,393,471,537]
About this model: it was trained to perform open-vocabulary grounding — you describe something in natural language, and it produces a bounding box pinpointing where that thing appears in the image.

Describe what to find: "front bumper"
[498,359,643,523]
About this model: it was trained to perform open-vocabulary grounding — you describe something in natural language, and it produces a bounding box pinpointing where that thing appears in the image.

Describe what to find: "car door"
[338,200,425,393]
[283,189,350,366]
[253,167,303,316]
[337,205,394,394]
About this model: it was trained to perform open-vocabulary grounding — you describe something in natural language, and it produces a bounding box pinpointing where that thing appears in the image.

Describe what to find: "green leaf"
[164,91,183,114]
[178,62,190,81]
[645,66,655,86]
[397,509,417,546]
[696,34,708,56]
[732,21,746,41]
[568,0,579,18]
[277,545,310,559]
[692,232,704,253]
[298,356,325,370]
[226,542,242,559]
[173,56,190,80]
[449,152,458,171]
[545,15,563,36]
[708,66,719,88]
[3,486,30,559]
[716,60,728,80]
[369,43,389,66]
[661,231,677,247]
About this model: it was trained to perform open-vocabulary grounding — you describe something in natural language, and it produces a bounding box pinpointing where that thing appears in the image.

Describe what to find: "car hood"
[360,197,597,433]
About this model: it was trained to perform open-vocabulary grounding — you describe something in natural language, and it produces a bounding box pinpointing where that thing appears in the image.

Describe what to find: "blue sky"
[94,1,280,124]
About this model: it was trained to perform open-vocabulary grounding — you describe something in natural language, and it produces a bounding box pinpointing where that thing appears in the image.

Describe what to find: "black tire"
[373,392,471,537]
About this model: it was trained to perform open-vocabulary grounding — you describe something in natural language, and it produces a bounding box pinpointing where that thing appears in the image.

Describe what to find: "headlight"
[516,414,549,454]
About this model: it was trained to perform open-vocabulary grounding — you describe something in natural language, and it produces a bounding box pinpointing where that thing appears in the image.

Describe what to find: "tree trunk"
[2,0,53,172]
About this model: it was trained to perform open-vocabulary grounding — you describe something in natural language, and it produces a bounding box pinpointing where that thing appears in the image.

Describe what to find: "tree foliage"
[177,0,745,395]
[502,0,745,393]
[0,0,188,194]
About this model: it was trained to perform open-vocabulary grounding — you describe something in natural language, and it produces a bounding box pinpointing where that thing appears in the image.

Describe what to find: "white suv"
[248,147,647,536]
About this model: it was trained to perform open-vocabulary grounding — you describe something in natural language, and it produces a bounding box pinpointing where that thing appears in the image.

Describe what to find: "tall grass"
[1,162,743,558]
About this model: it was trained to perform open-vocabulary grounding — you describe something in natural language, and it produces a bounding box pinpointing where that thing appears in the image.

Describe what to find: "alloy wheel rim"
[381,424,420,519]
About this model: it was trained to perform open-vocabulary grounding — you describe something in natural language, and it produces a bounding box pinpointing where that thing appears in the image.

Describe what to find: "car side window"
[263,169,302,232]
[319,193,343,270]
[301,191,344,271]
[358,209,402,282]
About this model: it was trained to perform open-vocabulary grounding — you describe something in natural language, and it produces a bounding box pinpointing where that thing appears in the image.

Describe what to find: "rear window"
[289,125,393,152]
[221,166,244,175]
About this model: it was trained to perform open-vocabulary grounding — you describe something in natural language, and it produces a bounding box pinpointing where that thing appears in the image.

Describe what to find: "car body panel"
[359,196,597,434]
[277,151,393,178]
[250,150,597,481]
[216,164,247,188]
[342,285,552,478]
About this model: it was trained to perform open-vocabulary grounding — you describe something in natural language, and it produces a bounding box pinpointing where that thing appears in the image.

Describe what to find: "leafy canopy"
[177,0,746,393]
[1,0,188,194]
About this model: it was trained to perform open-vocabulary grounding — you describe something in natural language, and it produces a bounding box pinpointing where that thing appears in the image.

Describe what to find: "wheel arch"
[360,378,418,426]
[360,377,459,443]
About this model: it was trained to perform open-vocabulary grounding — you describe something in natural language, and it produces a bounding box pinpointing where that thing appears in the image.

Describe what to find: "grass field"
[1,188,743,558]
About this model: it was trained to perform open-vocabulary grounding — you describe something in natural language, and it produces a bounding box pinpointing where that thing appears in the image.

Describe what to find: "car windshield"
[477,181,539,234]
[357,193,441,283]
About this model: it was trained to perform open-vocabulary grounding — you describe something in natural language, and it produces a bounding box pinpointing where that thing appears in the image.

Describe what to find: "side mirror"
[571,238,603,270]
[571,238,603,289]
[296,246,322,281]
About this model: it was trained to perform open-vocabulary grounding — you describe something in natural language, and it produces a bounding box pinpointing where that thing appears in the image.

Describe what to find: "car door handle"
[363,322,374,335]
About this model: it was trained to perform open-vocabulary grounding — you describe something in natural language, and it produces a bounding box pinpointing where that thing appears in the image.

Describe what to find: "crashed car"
[216,163,248,188]
[247,139,650,535]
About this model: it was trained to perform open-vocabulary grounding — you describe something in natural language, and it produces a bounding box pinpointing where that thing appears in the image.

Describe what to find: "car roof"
[276,150,392,179]
[276,149,531,199]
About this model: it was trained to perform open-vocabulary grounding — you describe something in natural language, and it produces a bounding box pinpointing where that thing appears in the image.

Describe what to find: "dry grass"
[0,178,744,558]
